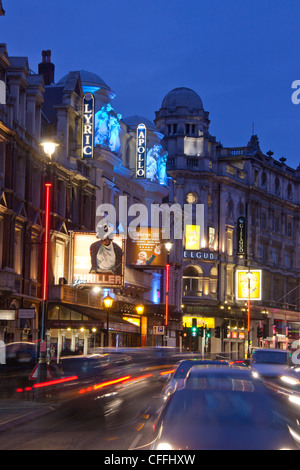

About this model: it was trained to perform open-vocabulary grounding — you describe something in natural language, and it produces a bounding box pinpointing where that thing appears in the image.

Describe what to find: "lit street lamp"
[135,304,144,347]
[37,141,58,384]
[164,242,173,345]
[103,294,114,347]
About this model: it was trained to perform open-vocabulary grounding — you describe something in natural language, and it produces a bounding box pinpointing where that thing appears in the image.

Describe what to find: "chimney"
[0,1,5,16]
[38,50,55,85]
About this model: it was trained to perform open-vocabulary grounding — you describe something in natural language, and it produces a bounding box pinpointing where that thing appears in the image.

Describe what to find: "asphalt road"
[0,377,165,450]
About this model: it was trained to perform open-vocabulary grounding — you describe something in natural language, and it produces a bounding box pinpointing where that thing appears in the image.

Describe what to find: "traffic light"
[206,329,211,339]
[257,325,263,338]
[214,326,221,338]
[199,326,204,337]
[191,318,198,337]
[222,320,229,338]
[263,324,268,339]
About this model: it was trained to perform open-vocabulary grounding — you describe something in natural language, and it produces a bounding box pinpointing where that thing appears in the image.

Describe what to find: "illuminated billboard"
[72,231,125,287]
[236,270,262,301]
[185,225,201,251]
[126,227,167,267]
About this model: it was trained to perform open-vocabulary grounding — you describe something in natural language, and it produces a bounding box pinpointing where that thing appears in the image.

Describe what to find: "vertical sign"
[237,216,247,256]
[82,93,95,159]
[136,123,147,178]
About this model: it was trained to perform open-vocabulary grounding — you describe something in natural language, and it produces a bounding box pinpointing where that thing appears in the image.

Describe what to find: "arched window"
[287,183,293,201]
[183,266,203,296]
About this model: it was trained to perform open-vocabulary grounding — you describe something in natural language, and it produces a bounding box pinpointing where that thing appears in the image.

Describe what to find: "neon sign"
[136,123,147,178]
[82,92,95,159]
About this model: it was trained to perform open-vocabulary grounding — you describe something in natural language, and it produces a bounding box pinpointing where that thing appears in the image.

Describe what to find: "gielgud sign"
[71,228,125,287]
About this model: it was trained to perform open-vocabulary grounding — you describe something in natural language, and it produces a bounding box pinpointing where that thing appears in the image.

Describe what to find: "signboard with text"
[72,232,125,287]
[236,270,262,301]
[82,93,95,159]
[126,227,167,267]
[135,123,147,178]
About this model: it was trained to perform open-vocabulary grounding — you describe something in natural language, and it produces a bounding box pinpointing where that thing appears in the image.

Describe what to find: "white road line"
[128,433,143,450]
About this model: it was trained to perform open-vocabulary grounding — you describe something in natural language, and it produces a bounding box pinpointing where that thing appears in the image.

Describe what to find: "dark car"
[162,359,229,397]
[52,354,110,380]
[152,366,299,450]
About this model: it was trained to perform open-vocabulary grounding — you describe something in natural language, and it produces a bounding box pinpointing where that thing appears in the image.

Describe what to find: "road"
[0,376,165,450]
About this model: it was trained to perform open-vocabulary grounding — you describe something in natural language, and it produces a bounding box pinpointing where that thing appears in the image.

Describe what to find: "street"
[0,377,164,450]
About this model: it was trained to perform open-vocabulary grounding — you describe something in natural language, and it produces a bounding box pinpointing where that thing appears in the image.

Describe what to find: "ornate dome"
[57,70,111,90]
[122,115,157,131]
[161,87,203,110]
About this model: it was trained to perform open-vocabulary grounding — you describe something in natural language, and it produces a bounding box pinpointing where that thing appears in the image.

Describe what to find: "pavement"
[0,398,59,432]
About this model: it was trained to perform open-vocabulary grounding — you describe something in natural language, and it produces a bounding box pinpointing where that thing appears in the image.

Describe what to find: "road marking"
[129,433,143,450]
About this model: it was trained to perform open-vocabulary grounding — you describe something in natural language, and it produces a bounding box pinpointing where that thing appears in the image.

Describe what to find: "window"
[183,266,203,296]
[209,267,218,294]
[14,227,23,275]
[261,171,267,188]
[260,212,267,229]
[226,228,233,256]
[273,217,280,233]
[287,183,293,201]
[54,240,65,284]
[275,177,280,196]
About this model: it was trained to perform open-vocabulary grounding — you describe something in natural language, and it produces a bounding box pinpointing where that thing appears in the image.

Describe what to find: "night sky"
[1,0,299,168]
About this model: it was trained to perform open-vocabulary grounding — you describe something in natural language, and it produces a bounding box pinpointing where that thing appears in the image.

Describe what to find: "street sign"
[29,364,54,381]
[153,326,165,335]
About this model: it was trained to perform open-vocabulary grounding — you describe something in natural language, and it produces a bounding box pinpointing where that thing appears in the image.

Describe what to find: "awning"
[48,302,140,333]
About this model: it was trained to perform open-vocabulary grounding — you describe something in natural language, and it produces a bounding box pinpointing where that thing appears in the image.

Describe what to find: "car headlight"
[281,376,299,386]
[157,442,173,450]
[252,371,259,379]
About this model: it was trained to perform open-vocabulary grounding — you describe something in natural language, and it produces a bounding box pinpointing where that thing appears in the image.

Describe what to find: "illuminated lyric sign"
[236,270,262,301]
[136,123,147,178]
[237,217,247,256]
[82,93,95,159]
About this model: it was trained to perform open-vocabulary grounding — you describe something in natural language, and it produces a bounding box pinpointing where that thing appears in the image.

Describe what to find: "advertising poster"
[185,225,201,250]
[126,227,167,267]
[72,232,125,287]
[236,270,262,300]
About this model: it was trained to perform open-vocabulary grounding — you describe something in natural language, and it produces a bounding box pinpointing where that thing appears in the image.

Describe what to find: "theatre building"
[155,86,300,358]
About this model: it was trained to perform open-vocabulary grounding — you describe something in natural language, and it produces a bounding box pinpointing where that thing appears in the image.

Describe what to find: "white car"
[251,349,290,379]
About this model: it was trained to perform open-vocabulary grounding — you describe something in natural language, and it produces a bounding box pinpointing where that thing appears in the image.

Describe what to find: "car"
[250,348,291,379]
[151,365,299,450]
[162,359,229,397]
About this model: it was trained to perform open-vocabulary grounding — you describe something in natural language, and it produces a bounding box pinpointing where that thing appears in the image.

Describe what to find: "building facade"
[155,87,300,358]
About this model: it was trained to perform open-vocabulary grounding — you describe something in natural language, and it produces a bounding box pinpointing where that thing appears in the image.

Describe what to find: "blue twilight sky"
[1,0,299,168]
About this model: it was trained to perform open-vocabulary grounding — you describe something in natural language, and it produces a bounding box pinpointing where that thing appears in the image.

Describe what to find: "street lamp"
[37,140,59,384]
[246,271,252,358]
[135,304,144,315]
[164,242,173,346]
[103,294,114,347]
[40,140,59,159]
[135,304,144,347]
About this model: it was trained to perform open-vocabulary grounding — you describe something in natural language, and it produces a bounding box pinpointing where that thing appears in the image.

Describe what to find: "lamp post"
[37,141,58,384]
[135,304,144,347]
[164,242,173,345]
[246,271,252,359]
[103,294,114,347]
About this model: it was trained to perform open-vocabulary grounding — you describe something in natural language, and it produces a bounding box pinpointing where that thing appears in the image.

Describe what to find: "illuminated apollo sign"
[82,93,95,159]
[136,123,147,178]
